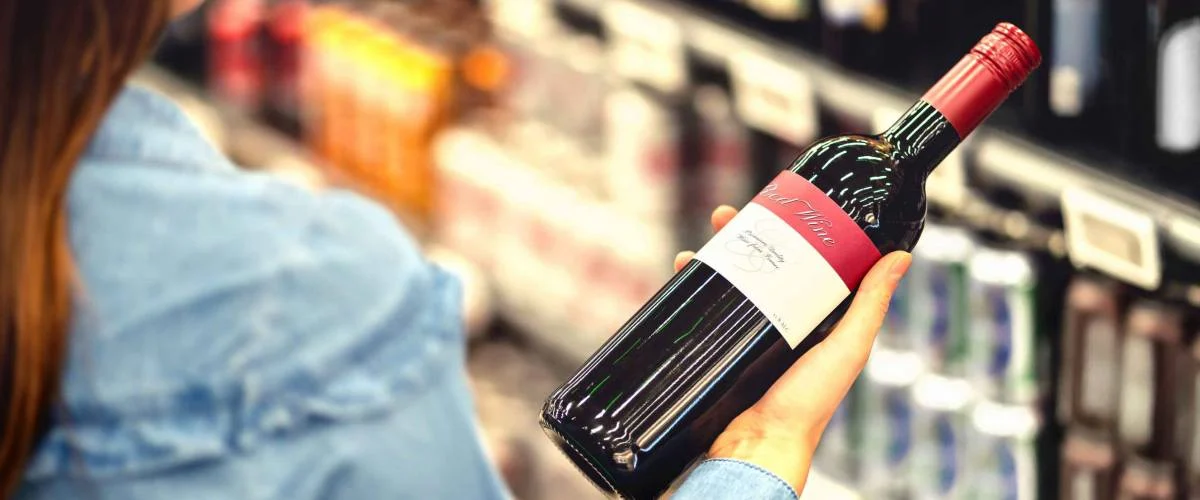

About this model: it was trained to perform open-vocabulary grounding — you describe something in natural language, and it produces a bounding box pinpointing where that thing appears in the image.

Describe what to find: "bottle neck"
[880,100,961,177]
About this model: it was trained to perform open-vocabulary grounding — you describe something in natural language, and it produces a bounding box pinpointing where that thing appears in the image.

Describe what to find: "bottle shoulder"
[789,134,895,169]
[787,134,925,253]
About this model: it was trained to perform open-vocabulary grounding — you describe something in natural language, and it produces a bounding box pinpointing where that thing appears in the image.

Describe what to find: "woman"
[1,0,911,498]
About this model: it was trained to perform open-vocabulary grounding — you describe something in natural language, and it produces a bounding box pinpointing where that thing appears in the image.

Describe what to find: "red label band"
[749,171,882,288]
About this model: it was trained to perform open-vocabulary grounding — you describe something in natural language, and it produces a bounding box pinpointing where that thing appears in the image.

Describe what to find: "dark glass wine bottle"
[541,24,1041,499]
[1024,0,1108,140]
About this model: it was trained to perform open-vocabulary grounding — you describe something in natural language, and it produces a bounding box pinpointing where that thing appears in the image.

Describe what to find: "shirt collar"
[83,84,233,172]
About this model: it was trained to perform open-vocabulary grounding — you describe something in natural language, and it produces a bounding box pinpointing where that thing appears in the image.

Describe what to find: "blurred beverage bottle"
[1060,427,1118,500]
[1115,457,1176,500]
[1115,300,1185,460]
[208,0,266,111]
[1150,0,1200,187]
[1057,274,1126,431]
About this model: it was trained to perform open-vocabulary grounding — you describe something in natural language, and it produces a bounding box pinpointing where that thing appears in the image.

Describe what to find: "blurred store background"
[143,0,1200,498]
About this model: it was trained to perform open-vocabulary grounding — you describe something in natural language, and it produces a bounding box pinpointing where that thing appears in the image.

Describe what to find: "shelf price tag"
[730,50,818,145]
[602,0,686,94]
[871,107,968,210]
[1062,186,1161,290]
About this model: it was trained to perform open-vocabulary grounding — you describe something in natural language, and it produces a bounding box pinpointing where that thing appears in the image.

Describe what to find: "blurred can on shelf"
[814,380,859,484]
[909,373,975,499]
[856,346,925,497]
[966,247,1039,405]
[908,224,975,377]
[965,400,1041,500]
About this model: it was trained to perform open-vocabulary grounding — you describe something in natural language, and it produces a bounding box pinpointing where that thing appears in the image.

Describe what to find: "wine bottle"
[1044,0,1107,137]
[541,23,1041,499]
[1151,0,1200,186]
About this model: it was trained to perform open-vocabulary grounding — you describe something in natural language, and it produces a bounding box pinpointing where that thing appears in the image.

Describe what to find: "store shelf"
[554,0,1200,292]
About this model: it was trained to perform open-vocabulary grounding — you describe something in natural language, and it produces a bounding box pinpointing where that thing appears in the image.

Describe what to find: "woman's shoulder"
[32,87,466,481]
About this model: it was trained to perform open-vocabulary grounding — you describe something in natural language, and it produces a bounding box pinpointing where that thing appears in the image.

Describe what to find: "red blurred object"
[208,0,266,111]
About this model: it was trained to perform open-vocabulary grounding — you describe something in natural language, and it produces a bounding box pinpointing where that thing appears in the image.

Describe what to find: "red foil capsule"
[923,22,1043,137]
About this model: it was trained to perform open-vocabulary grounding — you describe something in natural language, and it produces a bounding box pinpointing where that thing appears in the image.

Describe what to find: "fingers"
[674,206,739,273]
[710,205,738,233]
[674,251,695,272]
[822,251,912,365]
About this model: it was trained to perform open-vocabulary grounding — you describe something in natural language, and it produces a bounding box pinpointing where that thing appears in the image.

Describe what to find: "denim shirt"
[16,86,798,500]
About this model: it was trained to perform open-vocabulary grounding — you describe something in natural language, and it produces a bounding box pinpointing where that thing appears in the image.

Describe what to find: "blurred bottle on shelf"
[1022,0,1108,142]
[1060,427,1118,500]
[299,1,500,225]
[208,0,266,112]
[1057,274,1126,431]
[1116,457,1176,500]
[1150,0,1200,187]
[1180,334,1200,498]
[691,85,753,247]
[263,0,307,134]
[1115,300,1185,460]
[604,87,684,238]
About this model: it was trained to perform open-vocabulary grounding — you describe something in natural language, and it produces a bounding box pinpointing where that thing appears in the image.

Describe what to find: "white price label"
[870,107,968,210]
[731,51,818,145]
[745,0,810,21]
[1062,187,1161,290]
[603,0,686,93]
[487,0,553,39]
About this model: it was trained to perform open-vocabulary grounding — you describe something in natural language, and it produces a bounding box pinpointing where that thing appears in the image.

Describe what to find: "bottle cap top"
[972,23,1042,92]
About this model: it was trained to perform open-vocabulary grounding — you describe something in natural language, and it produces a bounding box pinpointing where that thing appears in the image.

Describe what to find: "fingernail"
[887,252,912,282]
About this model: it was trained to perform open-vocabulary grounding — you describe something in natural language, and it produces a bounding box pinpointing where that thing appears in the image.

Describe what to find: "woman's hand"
[675,205,912,494]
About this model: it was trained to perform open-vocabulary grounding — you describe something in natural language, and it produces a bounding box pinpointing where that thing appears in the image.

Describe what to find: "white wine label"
[695,171,881,348]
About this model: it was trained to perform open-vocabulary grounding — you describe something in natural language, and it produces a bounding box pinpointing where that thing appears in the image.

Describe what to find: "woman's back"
[17,86,507,499]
